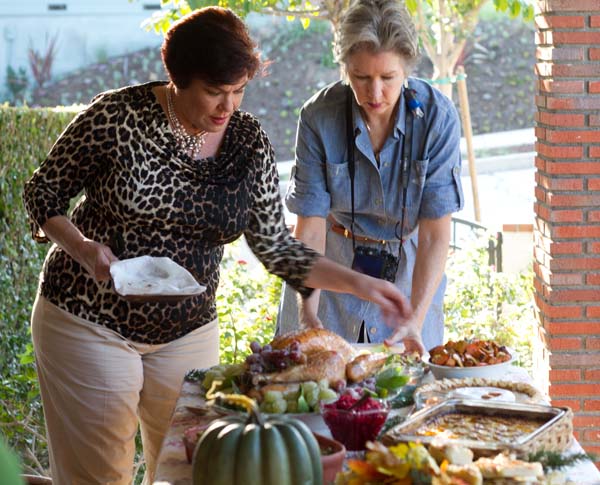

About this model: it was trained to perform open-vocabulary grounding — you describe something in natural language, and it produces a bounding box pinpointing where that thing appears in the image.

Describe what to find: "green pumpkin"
[192,395,323,485]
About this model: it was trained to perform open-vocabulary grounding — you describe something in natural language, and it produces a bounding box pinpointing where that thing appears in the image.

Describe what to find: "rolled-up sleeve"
[419,103,464,220]
[284,108,331,218]
[244,126,319,297]
[23,95,110,242]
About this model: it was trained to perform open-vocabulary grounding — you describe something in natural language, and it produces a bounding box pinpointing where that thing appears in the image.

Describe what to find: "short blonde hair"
[334,0,419,74]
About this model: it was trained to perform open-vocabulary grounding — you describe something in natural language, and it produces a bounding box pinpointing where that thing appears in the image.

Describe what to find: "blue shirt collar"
[395,86,407,139]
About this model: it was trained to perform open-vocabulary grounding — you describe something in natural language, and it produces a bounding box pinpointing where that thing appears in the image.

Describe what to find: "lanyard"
[345,86,416,262]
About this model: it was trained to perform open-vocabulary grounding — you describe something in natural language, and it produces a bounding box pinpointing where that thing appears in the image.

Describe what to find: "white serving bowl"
[427,353,515,380]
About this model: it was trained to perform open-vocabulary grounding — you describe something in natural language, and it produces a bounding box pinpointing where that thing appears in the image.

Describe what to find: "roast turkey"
[345,352,389,383]
[271,328,356,364]
[248,328,393,399]
[252,350,346,386]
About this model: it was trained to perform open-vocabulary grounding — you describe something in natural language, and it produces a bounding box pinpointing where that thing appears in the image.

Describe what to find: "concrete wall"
[0,0,164,99]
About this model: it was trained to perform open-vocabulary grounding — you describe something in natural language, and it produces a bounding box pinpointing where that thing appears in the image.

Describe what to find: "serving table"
[153,366,600,485]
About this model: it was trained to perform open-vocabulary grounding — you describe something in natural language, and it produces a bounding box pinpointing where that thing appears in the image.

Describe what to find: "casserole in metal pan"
[381,398,572,457]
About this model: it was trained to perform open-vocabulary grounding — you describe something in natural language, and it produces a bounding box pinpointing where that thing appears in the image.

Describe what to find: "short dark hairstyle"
[161,7,261,88]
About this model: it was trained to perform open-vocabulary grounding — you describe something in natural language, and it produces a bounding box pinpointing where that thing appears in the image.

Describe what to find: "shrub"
[444,235,537,374]
[0,104,77,475]
[217,241,282,364]
[5,66,29,105]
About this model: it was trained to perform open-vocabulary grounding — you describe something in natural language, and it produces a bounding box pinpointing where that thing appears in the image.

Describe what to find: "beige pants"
[31,295,219,485]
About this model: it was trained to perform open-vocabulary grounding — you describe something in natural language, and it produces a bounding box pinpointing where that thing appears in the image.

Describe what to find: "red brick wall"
[535,0,600,459]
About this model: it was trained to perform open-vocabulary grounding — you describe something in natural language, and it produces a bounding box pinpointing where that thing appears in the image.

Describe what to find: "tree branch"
[448,0,488,72]
[263,6,326,17]
[416,1,436,68]
[0,398,48,474]
[448,38,468,70]
[23,446,45,473]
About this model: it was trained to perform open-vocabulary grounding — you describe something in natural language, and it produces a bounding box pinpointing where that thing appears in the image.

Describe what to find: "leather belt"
[329,222,390,245]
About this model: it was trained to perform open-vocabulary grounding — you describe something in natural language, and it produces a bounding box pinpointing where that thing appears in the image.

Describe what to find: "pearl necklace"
[166,85,207,158]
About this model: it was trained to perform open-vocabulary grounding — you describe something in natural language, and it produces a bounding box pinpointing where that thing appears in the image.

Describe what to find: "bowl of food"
[427,339,514,379]
[313,433,346,484]
[183,423,212,463]
[321,392,389,451]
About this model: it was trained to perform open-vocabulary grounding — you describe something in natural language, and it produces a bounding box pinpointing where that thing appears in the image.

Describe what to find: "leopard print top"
[23,81,317,344]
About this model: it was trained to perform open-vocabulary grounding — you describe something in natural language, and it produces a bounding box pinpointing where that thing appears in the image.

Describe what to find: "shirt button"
[375,199,382,205]
[384,162,390,167]
[370,327,377,335]
[453,166,460,175]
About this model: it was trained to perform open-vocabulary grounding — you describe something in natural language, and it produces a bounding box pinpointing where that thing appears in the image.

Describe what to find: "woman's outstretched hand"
[384,315,426,355]
[303,255,423,353]
[384,319,426,355]
[351,276,411,321]
[299,307,324,329]
[354,277,425,355]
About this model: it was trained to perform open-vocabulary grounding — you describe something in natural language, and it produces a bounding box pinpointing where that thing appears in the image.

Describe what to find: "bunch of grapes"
[260,390,288,414]
[258,380,340,414]
[358,377,377,394]
[245,340,306,373]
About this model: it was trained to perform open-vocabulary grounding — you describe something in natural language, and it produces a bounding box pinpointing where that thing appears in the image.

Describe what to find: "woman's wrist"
[64,233,94,266]
[351,272,378,300]
[42,216,87,261]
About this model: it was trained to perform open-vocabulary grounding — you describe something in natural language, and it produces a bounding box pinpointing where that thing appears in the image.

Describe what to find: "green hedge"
[444,238,537,373]
[0,105,78,474]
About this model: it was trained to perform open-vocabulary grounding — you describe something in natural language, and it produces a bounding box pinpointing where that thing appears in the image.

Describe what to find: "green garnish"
[527,450,596,472]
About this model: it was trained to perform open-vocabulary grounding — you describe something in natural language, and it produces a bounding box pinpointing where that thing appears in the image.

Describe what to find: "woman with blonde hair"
[278,0,464,353]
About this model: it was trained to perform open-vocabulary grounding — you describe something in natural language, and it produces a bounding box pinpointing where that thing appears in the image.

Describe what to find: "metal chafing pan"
[381,398,571,456]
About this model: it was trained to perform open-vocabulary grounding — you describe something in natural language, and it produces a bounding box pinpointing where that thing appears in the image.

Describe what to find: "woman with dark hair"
[23,7,413,484]
[278,0,464,352]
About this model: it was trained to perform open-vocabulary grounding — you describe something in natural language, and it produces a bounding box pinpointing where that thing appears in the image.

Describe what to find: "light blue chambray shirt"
[277,79,464,350]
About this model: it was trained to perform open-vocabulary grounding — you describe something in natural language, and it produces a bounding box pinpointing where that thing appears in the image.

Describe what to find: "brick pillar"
[534,0,600,459]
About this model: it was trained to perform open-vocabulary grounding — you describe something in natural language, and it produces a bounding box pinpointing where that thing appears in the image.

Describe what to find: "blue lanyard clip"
[404,87,424,118]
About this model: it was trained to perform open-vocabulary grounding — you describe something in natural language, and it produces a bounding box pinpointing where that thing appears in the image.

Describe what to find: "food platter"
[221,402,330,434]
[381,398,573,457]
[426,354,515,379]
[110,255,206,302]
[449,386,516,402]
[414,377,545,408]
[182,327,435,452]
[184,358,417,438]
[426,340,516,379]
[186,369,332,434]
